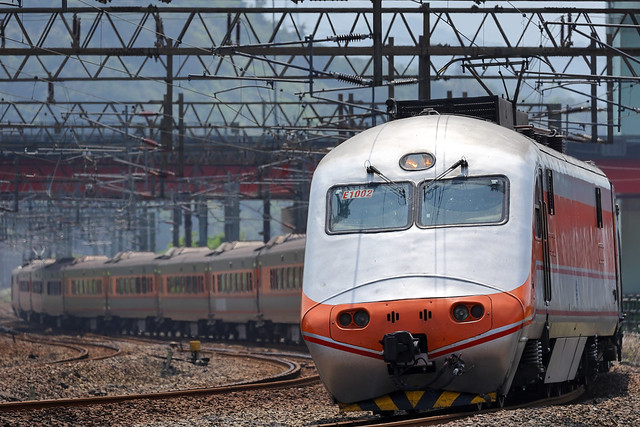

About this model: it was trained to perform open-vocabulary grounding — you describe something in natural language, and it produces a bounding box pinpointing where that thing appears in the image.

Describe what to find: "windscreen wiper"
[423,157,468,198]
[365,162,406,202]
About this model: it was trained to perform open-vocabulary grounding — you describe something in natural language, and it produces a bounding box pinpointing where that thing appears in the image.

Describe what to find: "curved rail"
[0,349,319,413]
[0,332,121,364]
[0,332,89,363]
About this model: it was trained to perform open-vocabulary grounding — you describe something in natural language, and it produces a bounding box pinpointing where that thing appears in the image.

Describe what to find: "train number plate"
[341,189,374,200]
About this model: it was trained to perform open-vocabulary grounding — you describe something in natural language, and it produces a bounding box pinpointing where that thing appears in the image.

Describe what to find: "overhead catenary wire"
[1,10,376,147]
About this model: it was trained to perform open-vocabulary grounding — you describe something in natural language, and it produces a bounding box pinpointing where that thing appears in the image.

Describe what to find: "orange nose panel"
[328,296,493,352]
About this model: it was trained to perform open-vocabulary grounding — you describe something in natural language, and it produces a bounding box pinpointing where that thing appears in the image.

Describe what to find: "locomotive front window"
[418,176,508,227]
[328,183,412,233]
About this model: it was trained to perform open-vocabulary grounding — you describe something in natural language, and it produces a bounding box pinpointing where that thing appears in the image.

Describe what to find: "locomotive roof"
[317,114,606,182]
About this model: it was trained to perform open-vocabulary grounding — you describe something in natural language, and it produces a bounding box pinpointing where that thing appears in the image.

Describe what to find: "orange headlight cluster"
[337,309,370,328]
[451,303,484,322]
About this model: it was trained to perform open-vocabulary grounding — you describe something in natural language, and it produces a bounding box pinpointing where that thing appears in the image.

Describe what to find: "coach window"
[47,281,61,295]
[419,176,508,227]
[33,281,43,294]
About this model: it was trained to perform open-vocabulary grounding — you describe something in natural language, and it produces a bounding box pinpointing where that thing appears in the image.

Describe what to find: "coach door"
[536,169,552,304]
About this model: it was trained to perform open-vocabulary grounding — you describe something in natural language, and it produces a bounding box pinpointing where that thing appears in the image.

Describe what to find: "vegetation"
[623,333,640,365]
[0,288,10,304]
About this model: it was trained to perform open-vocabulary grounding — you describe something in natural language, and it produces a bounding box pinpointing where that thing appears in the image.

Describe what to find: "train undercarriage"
[338,326,623,414]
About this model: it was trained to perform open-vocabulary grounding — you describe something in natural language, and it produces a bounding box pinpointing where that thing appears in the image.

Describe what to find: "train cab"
[301,111,622,408]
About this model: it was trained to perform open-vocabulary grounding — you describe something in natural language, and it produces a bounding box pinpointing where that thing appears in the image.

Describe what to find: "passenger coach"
[11,235,305,343]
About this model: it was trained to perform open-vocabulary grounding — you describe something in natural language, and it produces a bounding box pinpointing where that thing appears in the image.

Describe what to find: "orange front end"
[301,283,533,404]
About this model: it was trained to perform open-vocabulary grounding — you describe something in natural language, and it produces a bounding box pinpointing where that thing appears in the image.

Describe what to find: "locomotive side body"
[301,114,622,406]
[522,147,621,387]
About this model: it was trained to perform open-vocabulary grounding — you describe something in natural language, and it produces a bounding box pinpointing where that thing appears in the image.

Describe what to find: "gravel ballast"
[1,303,639,426]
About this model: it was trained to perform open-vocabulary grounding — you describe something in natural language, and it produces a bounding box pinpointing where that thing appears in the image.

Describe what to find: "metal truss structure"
[1,0,639,256]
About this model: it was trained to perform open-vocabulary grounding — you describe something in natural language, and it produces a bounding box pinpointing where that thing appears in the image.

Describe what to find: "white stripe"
[302,331,382,356]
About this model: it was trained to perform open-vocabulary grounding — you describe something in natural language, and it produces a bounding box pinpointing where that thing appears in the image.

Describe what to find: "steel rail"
[312,386,585,427]
[0,341,318,413]
[0,332,89,364]
[0,374,320,413]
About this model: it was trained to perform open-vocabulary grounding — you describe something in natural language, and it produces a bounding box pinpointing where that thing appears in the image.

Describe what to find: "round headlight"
[452,304,469,322]
[353,310,370,327]
[471,304,484,319]
[338,312,353,327]
[400,152,435,171]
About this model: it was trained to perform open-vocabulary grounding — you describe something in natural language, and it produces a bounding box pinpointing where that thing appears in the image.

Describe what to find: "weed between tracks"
[623,333,640,365]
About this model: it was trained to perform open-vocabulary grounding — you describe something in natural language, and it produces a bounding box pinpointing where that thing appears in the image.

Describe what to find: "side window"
[595,187,603,228]
[534,172,543,239]
[546,169,555,215]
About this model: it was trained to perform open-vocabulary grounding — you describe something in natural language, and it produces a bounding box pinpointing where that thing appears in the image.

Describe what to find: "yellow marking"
[338,403,362,412]
[374,395,398,411]
[471,392,497,404]
[470,395,485,404]
[434,391,460,408]
[405,390,425,408]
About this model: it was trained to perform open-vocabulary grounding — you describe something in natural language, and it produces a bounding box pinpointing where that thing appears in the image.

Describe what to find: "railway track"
[313,386,586,427]
[0,337,318,413]
[0,330,121,364]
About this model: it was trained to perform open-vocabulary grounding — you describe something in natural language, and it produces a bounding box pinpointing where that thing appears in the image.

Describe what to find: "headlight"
[338,312,353,327]
[471,304,484,319]
[337,309,369,328]
[353,310,370,327]
[452,304,469,322]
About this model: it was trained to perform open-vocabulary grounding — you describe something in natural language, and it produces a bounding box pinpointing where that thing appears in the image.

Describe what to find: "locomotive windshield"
[419,176,507,227]
[326,176,508,234]
[328,183,413,233]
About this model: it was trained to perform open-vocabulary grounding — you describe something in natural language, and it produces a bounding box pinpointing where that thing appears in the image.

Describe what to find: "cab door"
[535,168,552,305]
